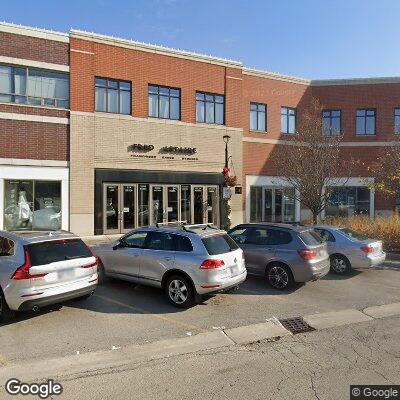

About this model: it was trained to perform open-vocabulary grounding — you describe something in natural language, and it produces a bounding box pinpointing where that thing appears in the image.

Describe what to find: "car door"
[230,227,275,275]
[110,231,149,278]
[139,231,176,284]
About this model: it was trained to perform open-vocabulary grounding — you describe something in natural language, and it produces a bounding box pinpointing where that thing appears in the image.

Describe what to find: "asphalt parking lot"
[0,258,399,365]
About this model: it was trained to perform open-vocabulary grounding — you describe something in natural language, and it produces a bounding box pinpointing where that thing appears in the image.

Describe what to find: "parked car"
[94,223,247,308]
[0,230,98,322]
[313,225,386,274]
[228,223,329,289]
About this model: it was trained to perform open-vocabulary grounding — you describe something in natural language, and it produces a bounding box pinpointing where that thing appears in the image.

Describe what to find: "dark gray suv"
[228,223,329,289]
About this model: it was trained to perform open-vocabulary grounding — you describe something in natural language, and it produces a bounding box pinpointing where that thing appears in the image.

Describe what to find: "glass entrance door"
[104,184,120,234]
[150,185,180,225]
[192,186,219,225]
[122,185,135,232]
[261,187,295,222]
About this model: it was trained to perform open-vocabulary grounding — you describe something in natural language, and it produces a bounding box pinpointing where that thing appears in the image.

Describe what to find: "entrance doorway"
[103,183,219,234]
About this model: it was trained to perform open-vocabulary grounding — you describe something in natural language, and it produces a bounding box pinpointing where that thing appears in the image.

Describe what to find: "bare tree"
[273,97,355,223]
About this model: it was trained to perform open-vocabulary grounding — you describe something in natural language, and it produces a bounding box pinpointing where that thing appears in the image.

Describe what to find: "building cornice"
[243,67,311,85]
[311,77,400,86]
[70,29,242,68]
[0,21,69,43]
[0,56,69,72]
[0,112,69,125]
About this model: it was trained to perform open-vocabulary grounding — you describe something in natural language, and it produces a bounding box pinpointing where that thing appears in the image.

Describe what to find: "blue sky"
[2,0,400,79]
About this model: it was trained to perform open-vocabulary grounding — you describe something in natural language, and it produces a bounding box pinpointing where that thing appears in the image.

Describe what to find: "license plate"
[229,265,240,276]
[58,269,75,280]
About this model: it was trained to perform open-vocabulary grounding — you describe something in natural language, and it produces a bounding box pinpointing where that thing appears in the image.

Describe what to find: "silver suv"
[228,223,329,289]
[95,223,247,307]
[0,231,98,321]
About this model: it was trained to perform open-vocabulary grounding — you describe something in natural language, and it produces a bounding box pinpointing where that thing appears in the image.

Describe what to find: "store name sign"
[127,144,198,160]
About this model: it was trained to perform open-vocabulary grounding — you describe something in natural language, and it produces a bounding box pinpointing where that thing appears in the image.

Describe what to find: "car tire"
[330,254,351,275]
[165,275,195,308]
[266,263,294,290]
[0,289,15,322]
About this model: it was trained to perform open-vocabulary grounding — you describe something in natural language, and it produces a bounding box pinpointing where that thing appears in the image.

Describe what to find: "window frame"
[281,106,296,134]
[394,107,400,134]
[148,84,181,120]
[322,109,342,136]
[249,102,267,132]
[0,64,69,109]
[95,77,132,115]
[196,91,225,125]
[356,108,376,136]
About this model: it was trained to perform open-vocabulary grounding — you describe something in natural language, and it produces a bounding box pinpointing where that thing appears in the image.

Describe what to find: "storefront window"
[4,180,61,230]
[138,184,149,227]
[250,186,263,222]
[326,186,370,217]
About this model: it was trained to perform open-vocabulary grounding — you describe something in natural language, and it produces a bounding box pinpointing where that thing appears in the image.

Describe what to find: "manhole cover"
[279,317,315,334]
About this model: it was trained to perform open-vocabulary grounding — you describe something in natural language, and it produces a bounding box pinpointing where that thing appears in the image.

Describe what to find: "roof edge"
[70,29,242,68]
[243,67,311,85]
[311,77,400,86]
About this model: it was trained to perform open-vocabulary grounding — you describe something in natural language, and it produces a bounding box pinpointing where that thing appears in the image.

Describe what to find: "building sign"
[127,144,198,161]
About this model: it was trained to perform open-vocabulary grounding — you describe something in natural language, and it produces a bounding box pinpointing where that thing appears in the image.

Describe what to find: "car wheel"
[330,255,351,275]
[165,275,195,308]
[267,263,294,290]
[0,289,15,322]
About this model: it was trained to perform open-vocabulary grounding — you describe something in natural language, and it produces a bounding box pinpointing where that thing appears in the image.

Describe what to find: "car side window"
[314,229,335,242]
[228,227,248,244]
[123,232,148,248]
[266,229,292,245]
[174,235,193,252]
[0,236,15,257]
[145,232,175,251]
[244,228,270,245]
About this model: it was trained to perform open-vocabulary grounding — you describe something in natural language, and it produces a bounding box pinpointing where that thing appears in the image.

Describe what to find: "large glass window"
[281,107,296,134]
[326,186,371,217]
[196,92,224,124]
[4,180,61,231]
[250,102,266,131]
[95,78,131,114]
[356,109,375,135]
[0,64,69,108]
[148,85,180,120]
[395,108,400,134]
[322,110,341,136]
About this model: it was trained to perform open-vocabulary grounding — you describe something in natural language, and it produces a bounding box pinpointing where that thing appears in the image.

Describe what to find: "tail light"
[361,246,374,254]
[12,248,48,280]
[82,257,98,269]
[298,249,317,261]
[242,251,245,261]
[200,259,225,269]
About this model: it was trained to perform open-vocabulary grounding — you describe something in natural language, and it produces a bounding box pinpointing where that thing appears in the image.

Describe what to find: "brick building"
[0,22,399,235]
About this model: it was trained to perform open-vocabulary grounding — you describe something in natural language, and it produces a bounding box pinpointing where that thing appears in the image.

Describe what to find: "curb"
[1,303,399,382]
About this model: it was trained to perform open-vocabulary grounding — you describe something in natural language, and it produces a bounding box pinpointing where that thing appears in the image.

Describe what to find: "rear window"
[27,239,92,266]
[202,234,239,255]
[298,230,322,246]
[339,228,369,241]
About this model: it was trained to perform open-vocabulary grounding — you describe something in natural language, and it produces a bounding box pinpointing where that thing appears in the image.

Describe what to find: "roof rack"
[155,221,188,228]
[154,221,219,233]
[182,223,218,231]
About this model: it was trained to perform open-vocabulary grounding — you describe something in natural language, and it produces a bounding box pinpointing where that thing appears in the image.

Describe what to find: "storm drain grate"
[279,317,315,334]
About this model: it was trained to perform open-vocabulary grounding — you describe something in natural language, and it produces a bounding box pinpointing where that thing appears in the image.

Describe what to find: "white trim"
[0,56,69,72]
[311,77,400,86]
[0,112,69,125]
[245,175,301,223]
[0,166,69,231]
[0,159,68,167]
[243,68,311,85]
[70,49,95,55]
[226,75,242,81]
[70,30,242,68]
[0,21,69,43]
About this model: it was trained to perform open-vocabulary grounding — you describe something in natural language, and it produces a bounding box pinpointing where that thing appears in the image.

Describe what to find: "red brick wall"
[69,38,242,128]
[0,32,69,65]
[0,120,68,161]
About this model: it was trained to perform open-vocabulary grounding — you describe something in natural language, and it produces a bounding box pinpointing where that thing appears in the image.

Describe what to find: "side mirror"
[112,240,126,250]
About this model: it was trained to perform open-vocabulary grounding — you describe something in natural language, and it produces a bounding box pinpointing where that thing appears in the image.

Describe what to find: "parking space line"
[94,294,206,333]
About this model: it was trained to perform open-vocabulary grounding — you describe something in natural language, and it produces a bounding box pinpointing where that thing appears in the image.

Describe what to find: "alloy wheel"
[331,258,347,273]
[268,266,289,289]
[168,279,188,305]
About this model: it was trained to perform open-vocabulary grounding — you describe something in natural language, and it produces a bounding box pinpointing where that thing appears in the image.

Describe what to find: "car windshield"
[202,234,239,255]
[27,239,93,266]
[299,230,322,246]
[338,228,369,241]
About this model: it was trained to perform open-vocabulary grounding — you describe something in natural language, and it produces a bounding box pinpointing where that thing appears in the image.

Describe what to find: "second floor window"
[322,110,341,136]
[281,107,296,134]
[395,108,400,134]
[250,103,266,131]
[95,78,131,114]
[0,64,69,108]
[148,85,180,120]
[356,109,375,135]
[196,92,224,124]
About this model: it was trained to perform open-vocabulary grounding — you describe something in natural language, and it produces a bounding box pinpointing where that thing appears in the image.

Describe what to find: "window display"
[4,180,61,231]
